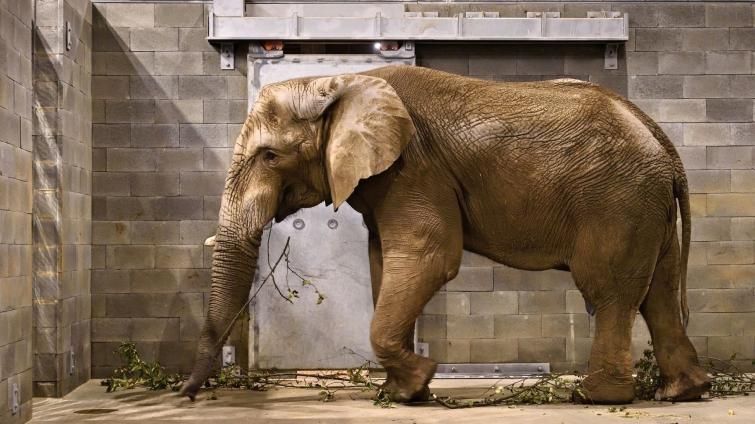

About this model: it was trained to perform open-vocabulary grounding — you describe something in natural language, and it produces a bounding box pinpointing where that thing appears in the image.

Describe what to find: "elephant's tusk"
[204,235,216,246]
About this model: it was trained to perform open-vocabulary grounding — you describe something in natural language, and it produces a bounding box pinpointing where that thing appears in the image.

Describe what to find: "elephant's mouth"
[276,184,301,223]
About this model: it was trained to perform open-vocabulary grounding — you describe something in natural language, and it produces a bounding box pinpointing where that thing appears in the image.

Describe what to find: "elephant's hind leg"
[570,228,658,404]
[575,300,641,404]
[640,238,710,401]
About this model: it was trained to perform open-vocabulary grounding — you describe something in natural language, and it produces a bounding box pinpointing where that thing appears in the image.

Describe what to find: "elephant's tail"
[597,88,691,327]
[674,165,692,328]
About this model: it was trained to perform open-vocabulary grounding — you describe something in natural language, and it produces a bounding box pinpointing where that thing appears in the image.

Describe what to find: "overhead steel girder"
[209,13,629,42]
[208,1,628,42]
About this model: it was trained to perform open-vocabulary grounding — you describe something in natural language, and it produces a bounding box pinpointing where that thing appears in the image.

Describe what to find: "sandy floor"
[29,379,754,423]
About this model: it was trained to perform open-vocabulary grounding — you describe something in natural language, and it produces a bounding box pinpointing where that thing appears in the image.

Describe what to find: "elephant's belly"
[463,231,570,272]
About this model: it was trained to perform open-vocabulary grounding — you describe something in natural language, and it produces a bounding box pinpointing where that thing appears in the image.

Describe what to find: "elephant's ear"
[293,74,415,209]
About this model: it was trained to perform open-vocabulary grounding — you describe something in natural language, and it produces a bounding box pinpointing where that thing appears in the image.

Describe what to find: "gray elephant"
[181,65,710,404]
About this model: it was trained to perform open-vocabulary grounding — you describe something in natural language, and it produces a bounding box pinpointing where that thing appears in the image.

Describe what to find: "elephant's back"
[369,65,676,215]
[366,66,677,267]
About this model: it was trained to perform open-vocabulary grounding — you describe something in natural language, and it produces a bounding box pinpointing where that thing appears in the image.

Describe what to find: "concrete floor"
[29,379,754,423]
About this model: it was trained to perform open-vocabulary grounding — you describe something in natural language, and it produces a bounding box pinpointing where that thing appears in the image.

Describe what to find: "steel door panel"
[248,54,414,369]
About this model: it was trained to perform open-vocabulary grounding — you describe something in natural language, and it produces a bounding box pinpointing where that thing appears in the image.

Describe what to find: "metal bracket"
[376,41,415,59]
[526,11,561,18]
[69,348,75,375]
[222,345,236,365]
[11,382,19,415]
[415,342,429,358]
[604,43,619,70]
[220,42,235,69]
[66,21,72,51]
[587,11,622,19]
[435,363,550,379]
[248,41,284,59]
[465,12,500,18]
[593,9,625,69]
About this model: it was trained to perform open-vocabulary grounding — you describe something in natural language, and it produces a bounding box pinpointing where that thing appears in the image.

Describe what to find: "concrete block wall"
[88,1,754,375]
[32,0,93,397]
[90,1,247,377]
[413,2,755,372]
[0,0,34,421]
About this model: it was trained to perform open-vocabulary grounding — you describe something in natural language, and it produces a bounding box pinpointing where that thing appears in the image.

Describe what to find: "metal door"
[248,54,415,369]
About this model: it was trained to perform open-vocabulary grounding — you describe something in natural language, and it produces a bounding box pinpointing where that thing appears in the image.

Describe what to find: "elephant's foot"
[573,374,635,405]
[381,356,437,403]
[654,367,710,401]
[381,380,431,403]
[179,377,202,401]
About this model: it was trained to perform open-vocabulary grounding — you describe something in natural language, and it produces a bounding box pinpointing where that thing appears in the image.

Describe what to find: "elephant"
[181,65,711,404]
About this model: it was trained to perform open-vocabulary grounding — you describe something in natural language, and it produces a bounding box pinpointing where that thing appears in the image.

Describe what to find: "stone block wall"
[90,1,247,377]
[88,1,754,376]
[32,0,93,397]
[412,2,755,372]
[0,0,33,421]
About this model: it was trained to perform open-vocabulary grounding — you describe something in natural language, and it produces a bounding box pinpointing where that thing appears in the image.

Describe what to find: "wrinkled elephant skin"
[184,66,710,405]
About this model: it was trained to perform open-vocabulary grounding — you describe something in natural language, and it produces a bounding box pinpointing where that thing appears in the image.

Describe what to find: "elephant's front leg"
[368,195,463,402]
[368,230,417,355]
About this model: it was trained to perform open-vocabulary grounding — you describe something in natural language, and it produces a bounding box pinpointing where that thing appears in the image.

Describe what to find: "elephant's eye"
[262,150,278,163]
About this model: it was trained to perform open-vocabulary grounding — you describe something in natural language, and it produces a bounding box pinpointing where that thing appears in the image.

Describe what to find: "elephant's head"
[181,73,415,399]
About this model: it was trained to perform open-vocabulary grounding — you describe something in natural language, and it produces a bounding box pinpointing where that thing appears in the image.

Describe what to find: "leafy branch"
[205,360,395,408]
[265,230,326,305]
[633,342,755,400]
[633,344,662,400]
[703,355,755,397]
[434,373,584,409]
[100,343,182,393]
[436,343,755,409]
[102,339,753,410]
[209,232,325,361]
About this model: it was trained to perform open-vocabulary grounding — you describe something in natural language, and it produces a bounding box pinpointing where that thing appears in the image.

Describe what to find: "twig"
[212,237,291,355]
[434,374,577,409]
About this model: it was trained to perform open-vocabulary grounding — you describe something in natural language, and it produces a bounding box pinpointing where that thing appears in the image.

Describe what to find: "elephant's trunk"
[181,225,262,400]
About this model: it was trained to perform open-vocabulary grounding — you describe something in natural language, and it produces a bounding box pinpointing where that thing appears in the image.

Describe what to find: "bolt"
[327,219,338,229]
[293,219,305,230]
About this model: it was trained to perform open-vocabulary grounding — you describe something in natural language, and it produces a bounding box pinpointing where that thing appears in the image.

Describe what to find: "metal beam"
[209,13,629,42]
